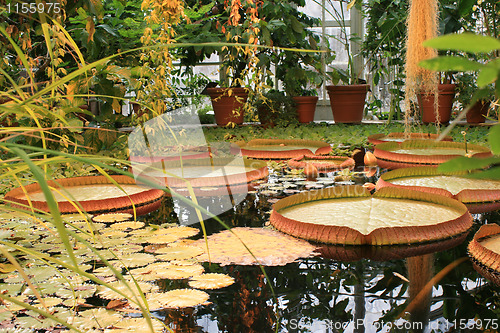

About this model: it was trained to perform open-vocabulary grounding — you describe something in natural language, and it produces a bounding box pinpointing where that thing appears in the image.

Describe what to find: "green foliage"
[253,90,298,126]
[423,33,500,178]
[420,33,500,100]
[66,0,145,66]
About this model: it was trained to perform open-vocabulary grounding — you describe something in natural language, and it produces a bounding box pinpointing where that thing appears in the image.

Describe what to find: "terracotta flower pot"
[292,96,318,123]
[466,100,490,124]
[326,84,369,124]
[418,84,456,124]
[206,87,249,126]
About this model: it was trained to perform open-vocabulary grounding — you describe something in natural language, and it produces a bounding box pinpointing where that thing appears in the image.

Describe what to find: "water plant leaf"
[377,167,500,212]
[193,227,317,266]
[110,221,145,230]
[33,297,63,307]
[96,281,158,300]
[72,308,123,329]
[146,234,183,244]
[188,273,235,289]
[271,186,472,245]
[0,263,16,273]
[110,317,165,331]
[93,213,133,223]
[108,253,156,268]
[101,230,128,239]
[147,289,210,309]
[154,245,204,260]
[143,262,205,280]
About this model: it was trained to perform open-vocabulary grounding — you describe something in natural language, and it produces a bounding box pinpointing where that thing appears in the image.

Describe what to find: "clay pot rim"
[325,84,370,92]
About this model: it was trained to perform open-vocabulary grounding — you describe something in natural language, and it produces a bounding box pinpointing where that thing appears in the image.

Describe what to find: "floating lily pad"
[101,230,128,239]
[144,262,205,280]
[288,155,355,172]
[147,288,210,309]
[192,227,317,266]
[93,213,133,223]
[270,186,472,245]
[110,221,145,230]
[4,175,164,216]
[188,273,235,289]
[235,139,332,160]
[373,140,492,169]
[136,157,268,189]
[367,132,452,145]
[468,224,500,285]
[96,281,158,300]
[154,245,204,260]
[108,316,165,332]
[376,166,500,213]
[108,253,156,268]
[317,231,468,261]
[72,308,123,330]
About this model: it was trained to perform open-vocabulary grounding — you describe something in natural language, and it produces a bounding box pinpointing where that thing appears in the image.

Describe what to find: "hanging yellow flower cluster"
[221,0,262,89]
[138,0,188,118]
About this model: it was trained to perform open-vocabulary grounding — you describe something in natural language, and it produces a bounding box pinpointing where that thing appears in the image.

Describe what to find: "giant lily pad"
[130,145,211,164]
[235,139,332,160]
[317,231,468,261]
[468,224,500,285]
[373,140,491,169]
[270,186,472,245]
[4,175,164,216]
[288,155,355,172]
[135,157,268,197]
[376,167,500,213]
[192,227,317,266]
[367,132,452,145]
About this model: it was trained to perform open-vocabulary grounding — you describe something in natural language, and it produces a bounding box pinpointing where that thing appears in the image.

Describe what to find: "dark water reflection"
[147,171,500,333]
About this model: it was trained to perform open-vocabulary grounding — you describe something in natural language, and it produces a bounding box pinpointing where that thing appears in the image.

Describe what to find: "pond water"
[2,166,499,333]
[146,167,500,333]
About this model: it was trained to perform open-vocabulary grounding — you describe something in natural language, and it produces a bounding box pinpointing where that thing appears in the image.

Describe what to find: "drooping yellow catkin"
[404,0,440,133]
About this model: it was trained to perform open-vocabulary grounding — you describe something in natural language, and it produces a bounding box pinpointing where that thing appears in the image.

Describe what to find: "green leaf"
[488,124,500,155]
[477,66,499,87]
[419,56,484,72]
[466,166,500,180]
[290,17,303,34]
[438,156,500,172]
[423,33,500,53]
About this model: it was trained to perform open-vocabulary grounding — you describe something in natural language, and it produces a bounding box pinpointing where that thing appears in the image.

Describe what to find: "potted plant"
[454,72,496,124]
[324,0,370,124]
[173,0,256,126]
[417,76,456,124]
[277,52,325,123]
[254,90,296,127]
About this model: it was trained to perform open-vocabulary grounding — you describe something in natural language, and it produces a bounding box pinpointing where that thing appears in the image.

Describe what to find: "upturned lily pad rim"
[270,185,472,245]
[317,230,469,262]
[468,224,500,285]
[234,139,332,159]
[130,146,211,164]
[376,166,500,213]
[374,139,492,169]
[136,157,268,188]
[4,175,164,216]
[367,132,453,145]
[288,154,355,171]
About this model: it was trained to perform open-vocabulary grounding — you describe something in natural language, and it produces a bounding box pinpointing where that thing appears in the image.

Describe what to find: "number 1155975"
[6,2,61,14]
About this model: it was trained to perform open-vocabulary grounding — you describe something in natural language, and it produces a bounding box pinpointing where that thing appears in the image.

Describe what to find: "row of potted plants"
[208,79,494,127]
[206,83,370,126]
